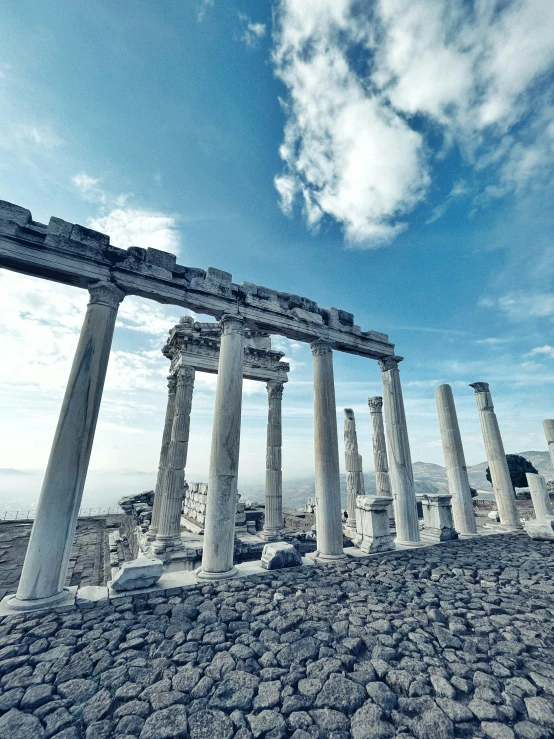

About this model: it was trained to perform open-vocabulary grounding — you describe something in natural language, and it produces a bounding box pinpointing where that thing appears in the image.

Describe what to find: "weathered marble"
[198,314,245,579]
[6,281,124,612]
[543,419,554,470]
[311,340,345,560]
[343,409,364,533]
[379,356,421,546]
[354,495,395,553]
[470,382,520,529]
[435,384,477,536]
[418,493,459,542]
[261,542,302,569]
[260,381,285,541]
[153,364,195,555]
[526,473,553,519]
[368,396,394,520]
[110,558,163,591]
[147,375,177,542]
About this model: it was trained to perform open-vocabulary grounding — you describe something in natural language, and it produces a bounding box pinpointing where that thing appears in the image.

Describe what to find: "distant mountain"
[0,468,29,475]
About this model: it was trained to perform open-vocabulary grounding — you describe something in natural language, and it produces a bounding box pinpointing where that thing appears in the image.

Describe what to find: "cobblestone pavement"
[0,518,116,600]
[1,533,554,739]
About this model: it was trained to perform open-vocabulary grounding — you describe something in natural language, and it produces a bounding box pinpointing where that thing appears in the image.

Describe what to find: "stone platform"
[0,533,553,738]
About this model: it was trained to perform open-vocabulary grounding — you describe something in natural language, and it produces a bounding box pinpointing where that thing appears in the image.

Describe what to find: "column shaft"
[344,409,363,532]
[15,281,124,607]
[368,396,394,520]
[153,364,195,552]
[147,375,177,541]
[262,382,284,540]
[199,315,245,578]
[470,383,520,528]
[311,340,345,559]
[526,473,553,519]
[543,420,554,470]
[435,384,477,535]
[379,356,420,545]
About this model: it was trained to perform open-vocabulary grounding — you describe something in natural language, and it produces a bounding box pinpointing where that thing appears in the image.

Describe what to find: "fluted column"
[261,381,284,541]
[470,382,520,528]
[198,314,245,579]
[526,473,553,519]
[146,375,178,542]
[153,364,195,553]
[344,409,363,532]
[379,356,421,546]
[368,396,394,520]
[543,420,554,470]
[311,340,345,560]
[8,281,124,611]
[435,384,477,536]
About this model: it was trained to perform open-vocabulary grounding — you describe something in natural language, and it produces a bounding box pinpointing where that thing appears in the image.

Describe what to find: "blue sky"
[1,0,553,506]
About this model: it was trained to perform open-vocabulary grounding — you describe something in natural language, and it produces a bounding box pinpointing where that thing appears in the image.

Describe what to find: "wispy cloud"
[526,345,554,359]
[480,292,554,321]
[475,337,511,345]
[238,14,266,47]
[272,0,554,247]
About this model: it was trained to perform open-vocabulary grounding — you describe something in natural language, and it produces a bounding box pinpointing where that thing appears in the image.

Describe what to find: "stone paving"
[0,518,117,600]
[1,533,554,739]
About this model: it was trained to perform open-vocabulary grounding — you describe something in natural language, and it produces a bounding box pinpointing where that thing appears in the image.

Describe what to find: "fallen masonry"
[0,533,554,738]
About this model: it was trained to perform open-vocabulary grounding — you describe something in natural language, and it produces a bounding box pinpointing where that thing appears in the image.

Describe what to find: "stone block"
[354,496,395,553]
[75,586,109,608]
[419,493,458,541]
[110,558,163,591]
[524,517,554,540]
[261,542,302,570]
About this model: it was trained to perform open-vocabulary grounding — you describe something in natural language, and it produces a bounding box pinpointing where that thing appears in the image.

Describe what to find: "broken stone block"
[261,542,302,570]
[524,517,554,540]
[110,558,163,591]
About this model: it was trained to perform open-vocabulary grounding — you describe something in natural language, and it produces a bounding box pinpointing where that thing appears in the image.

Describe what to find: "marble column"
[543,420,554,470]
[9,281,124,611]
[379,356,421,546]
[198,314,245,579]
[368,396,394,520]
[153,364,195,554]
[260,381,284,541]
[470,382,520,529]
[311,340,345,560]
[146,375,177,542]
[435,384,477,536]
[526,473,553,519]
[344,409,363,533]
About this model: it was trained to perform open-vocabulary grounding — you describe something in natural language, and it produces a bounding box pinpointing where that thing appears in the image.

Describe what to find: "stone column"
[146,375,177,542]
[435,384,477,536]
[10,281,124,611]
[470,382,520,528]
[344,409,363,533]
[198,314,245,579]
[543,420,554,470]
[260,381,284,541]
[310,340,345,560]
[153,364,195,554]
[379,356,421,546]
[368,396,394,520]
[526,473,553,519]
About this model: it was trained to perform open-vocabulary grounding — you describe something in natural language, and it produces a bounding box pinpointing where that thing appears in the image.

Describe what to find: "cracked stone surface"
[1,533,554,738]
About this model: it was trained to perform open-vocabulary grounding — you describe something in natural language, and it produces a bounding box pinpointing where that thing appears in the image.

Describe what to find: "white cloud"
[272,0,554,246]
[239,14,266,47]
[475,337,511,345]
[480,292,554,321]
[527,345,554,359]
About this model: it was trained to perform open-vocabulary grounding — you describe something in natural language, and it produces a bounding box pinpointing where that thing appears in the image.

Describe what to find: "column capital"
[344,408,355,420]
[167,374,178,392]
[220,313,245,335]
[469,382,490,394]
[368,396,383,412]
[378,355,403,373]
[267,381,284,399]
[176,364,195,385]
[310,339,333,356]
[88,280,125,309]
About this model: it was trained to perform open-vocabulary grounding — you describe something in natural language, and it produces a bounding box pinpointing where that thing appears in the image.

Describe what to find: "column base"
[458,531,480,538]
[145,528,158,542]
[307,550,347,563]
[394,538,424,548]
[258,528,284,542]
[152,536,184,555]
[194,566,240,581]
[0,587,75,615]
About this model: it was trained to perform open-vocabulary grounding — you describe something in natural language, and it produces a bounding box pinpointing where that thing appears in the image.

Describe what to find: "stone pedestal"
[470,382,520,529]
[147,375,177,541]
[260,381,284,541]
[526,473,553,519]
[7,281,124,612]
[198,315,245,580]
[543,420,554,470]
[379,356,421,546]
[354,496,395,553]
[435,384,477,536]
[368,396,394,521]
[344,409,364,533]
[311,340,345,561]
[418,493,458,541]
[153,364,195,555]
